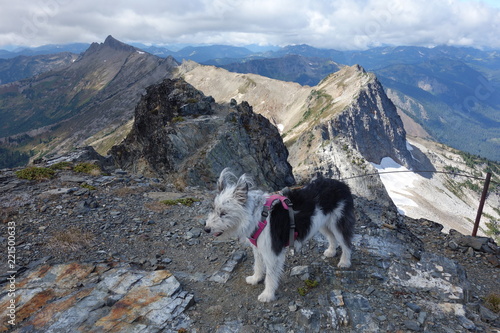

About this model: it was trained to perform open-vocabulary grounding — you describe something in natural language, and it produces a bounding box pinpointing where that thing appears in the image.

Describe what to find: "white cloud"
[0,0,498,49]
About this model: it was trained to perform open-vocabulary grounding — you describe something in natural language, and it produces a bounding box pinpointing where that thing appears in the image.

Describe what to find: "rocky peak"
[103,35,138,52]
[290,64,413,169]
[83,35,138,56]
[110,78,294,190]
[0,36,180,164]
[292,67,414,203]
[321,67,413,168]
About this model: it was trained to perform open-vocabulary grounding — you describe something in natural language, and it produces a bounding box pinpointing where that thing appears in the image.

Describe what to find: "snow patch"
[406,140,413,151]
[371,157,419,215]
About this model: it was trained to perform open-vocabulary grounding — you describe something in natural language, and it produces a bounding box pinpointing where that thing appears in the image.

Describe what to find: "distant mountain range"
[0,52,78,85]
[0,38,499,163]
[0,43,90,59]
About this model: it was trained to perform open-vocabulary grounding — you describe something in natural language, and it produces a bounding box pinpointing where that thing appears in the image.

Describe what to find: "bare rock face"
[324,71,413,169]
[0,262,193,332]
[292,65,414,172]
[110,78,294,190]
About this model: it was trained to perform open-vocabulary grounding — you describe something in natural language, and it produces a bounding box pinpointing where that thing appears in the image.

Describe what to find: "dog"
[204,168,355,302]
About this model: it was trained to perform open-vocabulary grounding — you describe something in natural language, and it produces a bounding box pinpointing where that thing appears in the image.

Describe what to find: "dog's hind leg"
[320,225,338,258]
[331,208,355,268]
[258,250,286,302]
[246,246,265,285]
[335,235,352,268]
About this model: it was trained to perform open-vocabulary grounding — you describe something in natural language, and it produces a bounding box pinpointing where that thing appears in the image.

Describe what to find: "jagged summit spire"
[83,35,138,55]
[102,35,137,52]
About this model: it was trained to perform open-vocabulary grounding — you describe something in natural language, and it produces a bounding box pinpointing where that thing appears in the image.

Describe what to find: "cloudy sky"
[0,0,499,50]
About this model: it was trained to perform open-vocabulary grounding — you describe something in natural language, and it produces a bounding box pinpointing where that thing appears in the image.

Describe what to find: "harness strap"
[249,194,296,249]
[286,198,295,249]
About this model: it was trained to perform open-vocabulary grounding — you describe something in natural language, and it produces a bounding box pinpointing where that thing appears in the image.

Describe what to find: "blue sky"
[0,0,499,50]
[475,0,500,7]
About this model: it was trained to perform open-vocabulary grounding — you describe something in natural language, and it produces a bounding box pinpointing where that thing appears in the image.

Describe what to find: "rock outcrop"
[36,146,114,170]
[110,78,294,190]
[0,262,193,332]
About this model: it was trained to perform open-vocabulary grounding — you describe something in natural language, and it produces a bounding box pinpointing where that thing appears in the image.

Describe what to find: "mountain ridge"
[180,62,413,169]
[156,43,499,161]
[0,36,179,162]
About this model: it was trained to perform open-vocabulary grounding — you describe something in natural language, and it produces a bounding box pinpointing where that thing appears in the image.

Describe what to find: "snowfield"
[372,157,420,215]
[371,139,498,237]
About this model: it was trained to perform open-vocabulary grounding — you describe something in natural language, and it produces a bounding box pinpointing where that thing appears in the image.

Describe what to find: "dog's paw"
[258,291,275,302]
[323,248,337,257]
[337,260,351,268]
[246,275,262,285]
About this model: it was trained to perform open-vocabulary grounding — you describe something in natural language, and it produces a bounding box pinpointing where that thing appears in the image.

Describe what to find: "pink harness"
[249,194,297,247]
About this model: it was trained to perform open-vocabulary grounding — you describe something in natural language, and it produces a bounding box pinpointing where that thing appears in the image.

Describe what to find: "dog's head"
[204,168,253,239]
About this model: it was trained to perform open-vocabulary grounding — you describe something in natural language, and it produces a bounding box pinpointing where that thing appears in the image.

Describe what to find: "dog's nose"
[204,227,211,234]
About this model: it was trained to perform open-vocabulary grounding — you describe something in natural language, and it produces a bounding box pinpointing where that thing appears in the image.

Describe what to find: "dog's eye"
[220,211,227,217]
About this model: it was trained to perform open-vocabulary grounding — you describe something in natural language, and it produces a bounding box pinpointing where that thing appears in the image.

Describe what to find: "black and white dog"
[204,168,355,302]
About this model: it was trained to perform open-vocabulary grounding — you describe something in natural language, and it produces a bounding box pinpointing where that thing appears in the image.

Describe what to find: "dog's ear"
[234,175,249,203]
[217,171,227,192]
[217,167,234,192]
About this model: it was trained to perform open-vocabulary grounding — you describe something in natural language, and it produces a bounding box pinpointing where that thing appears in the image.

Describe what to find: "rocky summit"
[110,78,294,190]
[0,157,499,332]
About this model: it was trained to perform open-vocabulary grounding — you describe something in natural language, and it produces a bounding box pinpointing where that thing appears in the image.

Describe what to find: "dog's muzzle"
[204,226,223,237]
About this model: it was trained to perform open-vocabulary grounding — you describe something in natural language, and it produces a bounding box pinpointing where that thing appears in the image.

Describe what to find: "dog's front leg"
[258,251,285,302]
[246,246,265,285]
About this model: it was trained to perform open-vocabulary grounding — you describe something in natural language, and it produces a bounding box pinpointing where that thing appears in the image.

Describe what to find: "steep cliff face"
[317,66,413,168]
[289,66,414,204]
[110,78,294,190]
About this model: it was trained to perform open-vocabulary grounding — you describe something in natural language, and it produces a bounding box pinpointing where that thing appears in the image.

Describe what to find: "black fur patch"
[269,204,291,255]
[269,177,355,255]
